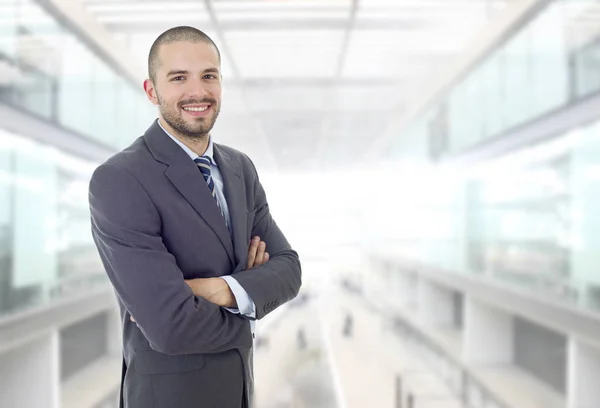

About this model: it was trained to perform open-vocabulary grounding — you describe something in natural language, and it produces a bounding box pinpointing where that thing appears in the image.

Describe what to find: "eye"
[172,76,185,81]
[204,74,217,80]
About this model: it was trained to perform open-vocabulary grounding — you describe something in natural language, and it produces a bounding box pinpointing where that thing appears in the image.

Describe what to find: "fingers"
[264,252,269,263]
[130,315,136,323]
[254,240,266,266]
[247,236,260,269]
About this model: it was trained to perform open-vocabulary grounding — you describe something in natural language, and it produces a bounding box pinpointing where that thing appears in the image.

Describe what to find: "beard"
[157,94,220,141]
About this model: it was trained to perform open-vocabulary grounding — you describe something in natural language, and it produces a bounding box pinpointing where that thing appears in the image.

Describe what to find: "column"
[0,331,60,408]
[463,297,514,364]
[567,337,600,408]
[417,279,454,327]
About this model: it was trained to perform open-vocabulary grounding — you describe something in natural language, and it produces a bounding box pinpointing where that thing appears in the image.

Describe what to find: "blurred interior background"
[1,0,600,407]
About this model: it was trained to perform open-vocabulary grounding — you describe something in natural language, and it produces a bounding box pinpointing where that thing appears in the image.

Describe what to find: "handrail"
[343,284,512,408]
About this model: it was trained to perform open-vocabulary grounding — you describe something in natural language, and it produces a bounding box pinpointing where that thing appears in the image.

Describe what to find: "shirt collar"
[158,119,217,166]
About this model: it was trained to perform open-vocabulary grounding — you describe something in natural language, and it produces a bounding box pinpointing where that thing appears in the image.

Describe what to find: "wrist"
[217,278,237,308]
[187,279,200,296]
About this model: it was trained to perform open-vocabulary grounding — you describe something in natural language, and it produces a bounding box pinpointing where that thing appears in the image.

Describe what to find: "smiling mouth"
[180,103,213,118]
[182,105,210,112]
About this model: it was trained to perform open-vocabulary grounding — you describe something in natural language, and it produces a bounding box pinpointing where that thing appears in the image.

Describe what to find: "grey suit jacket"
[89,120,302,408]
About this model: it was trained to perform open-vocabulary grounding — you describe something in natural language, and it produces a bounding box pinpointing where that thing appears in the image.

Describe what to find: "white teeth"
[183,106,208,112]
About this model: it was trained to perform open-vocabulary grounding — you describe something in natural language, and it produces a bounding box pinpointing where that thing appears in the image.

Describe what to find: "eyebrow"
[166,68,220,77]
[166,70,188,77]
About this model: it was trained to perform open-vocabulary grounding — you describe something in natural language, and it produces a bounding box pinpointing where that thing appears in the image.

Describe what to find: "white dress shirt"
[158,121,256,321]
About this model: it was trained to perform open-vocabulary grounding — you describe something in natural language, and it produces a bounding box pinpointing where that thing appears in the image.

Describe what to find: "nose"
[185,78,210,100]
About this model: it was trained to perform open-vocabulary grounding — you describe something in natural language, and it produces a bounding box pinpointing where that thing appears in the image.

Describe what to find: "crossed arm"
[185,236,269,307]
[91,161,300,354]
[131,237,268,323]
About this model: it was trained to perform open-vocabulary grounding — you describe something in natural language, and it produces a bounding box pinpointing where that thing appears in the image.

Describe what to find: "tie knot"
[194,156,212,166]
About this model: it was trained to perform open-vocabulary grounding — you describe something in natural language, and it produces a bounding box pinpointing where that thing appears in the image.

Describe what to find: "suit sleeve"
[229,158,302,320]
[89,162,251,355]
[221,275,256,317]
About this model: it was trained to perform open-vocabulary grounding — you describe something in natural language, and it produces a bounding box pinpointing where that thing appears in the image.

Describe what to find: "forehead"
[156,41,220,72]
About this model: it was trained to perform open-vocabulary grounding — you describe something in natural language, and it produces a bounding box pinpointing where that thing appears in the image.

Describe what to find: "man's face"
[145,41,222,140]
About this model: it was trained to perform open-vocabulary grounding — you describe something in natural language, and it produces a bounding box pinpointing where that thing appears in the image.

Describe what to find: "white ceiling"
[81,0,512,171]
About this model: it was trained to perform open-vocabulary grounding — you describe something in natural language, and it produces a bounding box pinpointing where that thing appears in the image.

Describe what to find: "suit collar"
[157,119,219,166]
[213,144,247,269]
[144,119,185,166]
[143,119,236,265]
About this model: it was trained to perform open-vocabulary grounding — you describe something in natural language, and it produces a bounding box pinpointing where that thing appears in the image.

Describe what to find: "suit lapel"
[213,144,248,270]
[143,120,235,266]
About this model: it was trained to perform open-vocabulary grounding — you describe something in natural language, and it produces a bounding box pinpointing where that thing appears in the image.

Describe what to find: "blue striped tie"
[194,156,227,227]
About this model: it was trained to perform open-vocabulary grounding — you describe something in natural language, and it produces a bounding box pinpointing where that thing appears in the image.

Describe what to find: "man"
[89,26,302,408]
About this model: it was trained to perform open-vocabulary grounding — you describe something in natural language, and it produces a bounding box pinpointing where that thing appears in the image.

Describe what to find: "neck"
[159,117,209,156]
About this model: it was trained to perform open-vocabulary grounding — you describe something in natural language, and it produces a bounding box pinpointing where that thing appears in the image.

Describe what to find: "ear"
[143,79,159,105]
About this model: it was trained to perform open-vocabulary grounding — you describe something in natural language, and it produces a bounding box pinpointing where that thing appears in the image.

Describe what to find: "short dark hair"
[148,26,221,83]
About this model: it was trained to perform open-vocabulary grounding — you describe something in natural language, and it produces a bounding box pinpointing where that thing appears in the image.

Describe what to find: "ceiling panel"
[331,85,406,111]
[86,2,207,13]
[217,10,350,21]
[341,28,478,79]
[79,0,510,171]
[85,1,210,24]
[213,0,351,11]
[324,111,392,139]
[224,30,345,78]
[242,86,330,112]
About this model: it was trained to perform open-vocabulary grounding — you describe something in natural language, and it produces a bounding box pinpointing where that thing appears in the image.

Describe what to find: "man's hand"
[247,236,269,270]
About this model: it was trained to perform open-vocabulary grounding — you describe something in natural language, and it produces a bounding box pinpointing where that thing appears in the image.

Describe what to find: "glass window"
[0,130,14,313]
[58,35,93,138]
[12,142,58,296]
[55,153,99,287]
[136,97,156,139]
[565,0,600,98]
[0,128,103,318]
[13,64,54,119]
[90,57,118,145]
[448,78,468,153]
[464,68,484,147]
[480,51,504,139]
[0,0,17,59]
[530,1,569,113]
[116,84,138,149]
[0,0,154,149]
[405,0,577,156]
[0,0,60,120]
[501,24,532,129]
[573,39,600,98]
[568,120,600,308]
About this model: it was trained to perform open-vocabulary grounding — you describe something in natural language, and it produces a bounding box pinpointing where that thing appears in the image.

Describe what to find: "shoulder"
[104,137,150,170]
[93,136,155,180]
[214,143,258,175]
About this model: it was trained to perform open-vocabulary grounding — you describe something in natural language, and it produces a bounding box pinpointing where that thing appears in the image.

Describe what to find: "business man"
[89,26,302,408]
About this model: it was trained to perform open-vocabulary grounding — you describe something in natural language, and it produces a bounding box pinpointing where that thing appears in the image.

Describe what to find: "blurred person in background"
[89,26,302,408]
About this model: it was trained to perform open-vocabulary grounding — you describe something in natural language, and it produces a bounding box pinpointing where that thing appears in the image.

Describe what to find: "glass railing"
[391,0,600,160]
[0,0,154,150]
[370,116,600,316]
[0,127,109,319]
[392,318,510,408]
[349,282,510,408]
